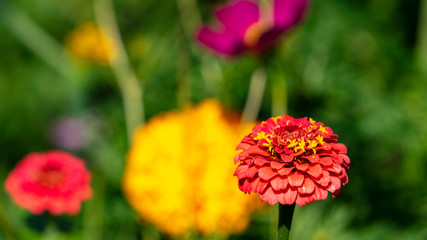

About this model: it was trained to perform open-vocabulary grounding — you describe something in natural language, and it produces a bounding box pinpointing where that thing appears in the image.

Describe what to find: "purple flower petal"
[197,27,245,56]
[273,0,309,31]
[216,0,260,39]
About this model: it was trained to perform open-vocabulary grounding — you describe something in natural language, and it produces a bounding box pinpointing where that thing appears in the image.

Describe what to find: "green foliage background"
[0,0,426,239]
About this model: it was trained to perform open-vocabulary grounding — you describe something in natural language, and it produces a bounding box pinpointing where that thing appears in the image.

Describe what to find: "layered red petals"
[259,166,277,181]
[234,115,350,206]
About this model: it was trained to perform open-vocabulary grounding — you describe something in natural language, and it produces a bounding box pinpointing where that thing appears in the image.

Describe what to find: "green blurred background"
[1,0,427,239]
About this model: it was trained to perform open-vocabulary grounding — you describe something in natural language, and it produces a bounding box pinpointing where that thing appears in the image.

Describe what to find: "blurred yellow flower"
[66,22,116,65]
[123,99,263,237]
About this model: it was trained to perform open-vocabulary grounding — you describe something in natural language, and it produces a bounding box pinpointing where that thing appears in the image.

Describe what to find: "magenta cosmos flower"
[4,150,92,215]
[234,115,350,206]
[196,0,309,56]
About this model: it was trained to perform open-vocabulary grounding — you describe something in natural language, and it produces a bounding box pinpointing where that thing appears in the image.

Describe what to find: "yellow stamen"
[307,139,318,149]
[316,135,325,145]
[294,139,306,152]
[254,132,274,152]
[287,139,298,148]
[318,125,328,134]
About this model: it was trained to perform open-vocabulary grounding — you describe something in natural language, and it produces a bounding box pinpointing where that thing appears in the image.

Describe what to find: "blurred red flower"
[234,115,350,206]
[4,150,92,215]
[196,0,309,56]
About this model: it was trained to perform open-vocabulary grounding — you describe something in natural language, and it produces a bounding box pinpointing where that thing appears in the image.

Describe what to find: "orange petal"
[277,187,297,205]
[253,179,268,193]
[270,161,285,170]
[326,174,342,193]
[319,157,333,167]
[299,177,315,195]
[270,176,288,191]
[288,172,304,187]
[281,153,294,162]
[236,142,251,151]
[306,164,322,178]
[331,143,347,154]
[313,186,328,201]
[339,154,350,167]
[294,162,309,171]
[234,164,248,179]
[259,187,278,205]
[302,154,319,163]
[246,165,259,178]
[247,145,270,156]
[259,166,277,181]
[254,157,269,166]
[278,166,294,176]
[295,194,313,206]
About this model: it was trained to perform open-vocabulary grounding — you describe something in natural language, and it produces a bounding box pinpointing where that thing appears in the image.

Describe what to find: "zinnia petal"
[299,177,315,195]
[270,176,288,191]
[306,164,322,178]
[288,171,304,187]
[277,187,297,205]
[259,166,278,181]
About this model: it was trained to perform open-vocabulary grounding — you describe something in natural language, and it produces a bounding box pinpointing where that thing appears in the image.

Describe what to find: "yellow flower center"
[253,118,328,156]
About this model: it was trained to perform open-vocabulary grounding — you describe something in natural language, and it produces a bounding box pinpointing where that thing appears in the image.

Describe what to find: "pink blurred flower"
[4,150,92,215]
[196,0,309,56]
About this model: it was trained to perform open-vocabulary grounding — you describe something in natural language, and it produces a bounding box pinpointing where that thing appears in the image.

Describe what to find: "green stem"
[270,71,288,116]
[83,170,106,240]
[0,2,86,113]
[176,24,192,107]
[0,202,20,240]
[415,0,427,73]
[93,0,144,143]
[261,54,288,117]
[175,0,224,98]
[241,68,267,123]
[43,216,59,240]
[275,204,295,240]
[0,3,76,80]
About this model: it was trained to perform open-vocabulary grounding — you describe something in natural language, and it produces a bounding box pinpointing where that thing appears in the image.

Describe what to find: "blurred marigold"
[4,150,92,215]
[123,100,263,237]
[66,22,116,65]
[234,115,350,206]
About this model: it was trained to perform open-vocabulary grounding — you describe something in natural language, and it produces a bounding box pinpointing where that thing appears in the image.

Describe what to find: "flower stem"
[0,202,20,240]
[0,2,77,81]
[275,204,295,240]
[43,216,59,240]
[241,68,267,124]
[415,0,427,73]
[0,2,86,113]
[93,0,144,143]
[270,71,288,116]
[175,0,224,98]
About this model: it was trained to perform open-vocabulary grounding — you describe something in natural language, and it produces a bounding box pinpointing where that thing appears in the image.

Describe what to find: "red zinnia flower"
[234,115,350,206]
[4,150,92,215]
[196,0,309,56]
